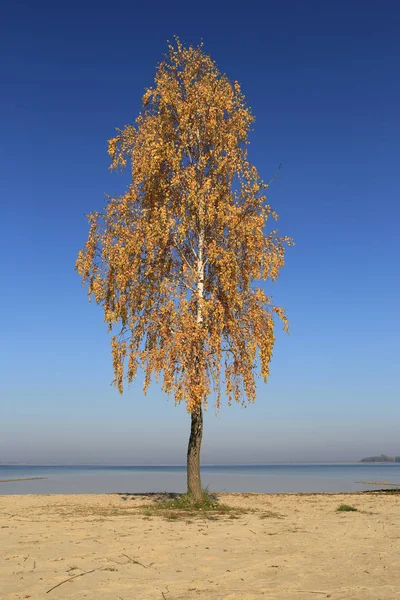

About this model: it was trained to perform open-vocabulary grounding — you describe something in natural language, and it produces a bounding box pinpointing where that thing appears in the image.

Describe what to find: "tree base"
[187,405,203,500]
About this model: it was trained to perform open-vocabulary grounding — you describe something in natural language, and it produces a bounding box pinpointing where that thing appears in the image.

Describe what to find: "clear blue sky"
[1,0,399,465]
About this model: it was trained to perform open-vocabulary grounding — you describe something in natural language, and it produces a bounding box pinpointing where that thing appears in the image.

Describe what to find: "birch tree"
[76,39,292,500]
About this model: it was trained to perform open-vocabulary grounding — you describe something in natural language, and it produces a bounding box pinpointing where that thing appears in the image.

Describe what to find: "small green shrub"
[337,504,357,512]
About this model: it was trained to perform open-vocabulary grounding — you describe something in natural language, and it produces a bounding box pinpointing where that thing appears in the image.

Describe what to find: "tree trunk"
[187,197,205,501]
[187,404,203,500]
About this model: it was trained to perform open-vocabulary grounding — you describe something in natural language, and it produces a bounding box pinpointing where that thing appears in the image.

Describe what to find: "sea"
[1,463,400,495]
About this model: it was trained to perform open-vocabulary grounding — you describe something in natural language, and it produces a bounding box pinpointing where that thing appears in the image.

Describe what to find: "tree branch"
[170,235,195,272]
[266,163,282,188]
[172,276,197,294]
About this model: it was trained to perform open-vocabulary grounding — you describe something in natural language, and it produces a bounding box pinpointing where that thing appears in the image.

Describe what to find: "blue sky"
[1,0,399,464]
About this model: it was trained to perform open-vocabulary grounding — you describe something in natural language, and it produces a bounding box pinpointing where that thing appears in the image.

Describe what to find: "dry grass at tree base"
[139,489,258,521]
[116,489,283,522]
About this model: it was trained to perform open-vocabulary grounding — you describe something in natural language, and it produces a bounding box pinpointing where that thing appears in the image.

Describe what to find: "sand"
[1,492,399,599]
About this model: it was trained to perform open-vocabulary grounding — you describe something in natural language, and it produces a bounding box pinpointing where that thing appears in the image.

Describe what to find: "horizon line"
[0,461,373,467]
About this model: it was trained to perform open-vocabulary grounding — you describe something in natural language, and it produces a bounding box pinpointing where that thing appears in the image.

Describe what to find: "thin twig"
[249,529,256,535]
[295,591,330,596]
[121,553,148,569]
[172,276,197,294]
[266,163,282,188]
[46,568,99,594]
[177,246,194,272]
[170,235,195,272]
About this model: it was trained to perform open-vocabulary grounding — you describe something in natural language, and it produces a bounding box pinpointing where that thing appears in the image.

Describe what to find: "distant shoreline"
[0,477,47,483]
[360,455,400,463]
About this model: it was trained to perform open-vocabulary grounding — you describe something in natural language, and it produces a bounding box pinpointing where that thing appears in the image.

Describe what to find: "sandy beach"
[1,492,399,600]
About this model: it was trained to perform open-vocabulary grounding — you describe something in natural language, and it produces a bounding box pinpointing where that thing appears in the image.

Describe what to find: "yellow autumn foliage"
[76,39,293,412]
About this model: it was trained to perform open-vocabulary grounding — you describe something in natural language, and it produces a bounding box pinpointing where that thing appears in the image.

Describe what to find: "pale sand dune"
[1,492,399,599]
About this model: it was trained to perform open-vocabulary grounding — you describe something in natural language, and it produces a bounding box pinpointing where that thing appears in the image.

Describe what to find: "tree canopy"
[76,39,292,415]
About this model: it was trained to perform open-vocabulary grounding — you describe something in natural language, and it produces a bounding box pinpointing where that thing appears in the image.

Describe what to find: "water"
[1,464,400,495]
